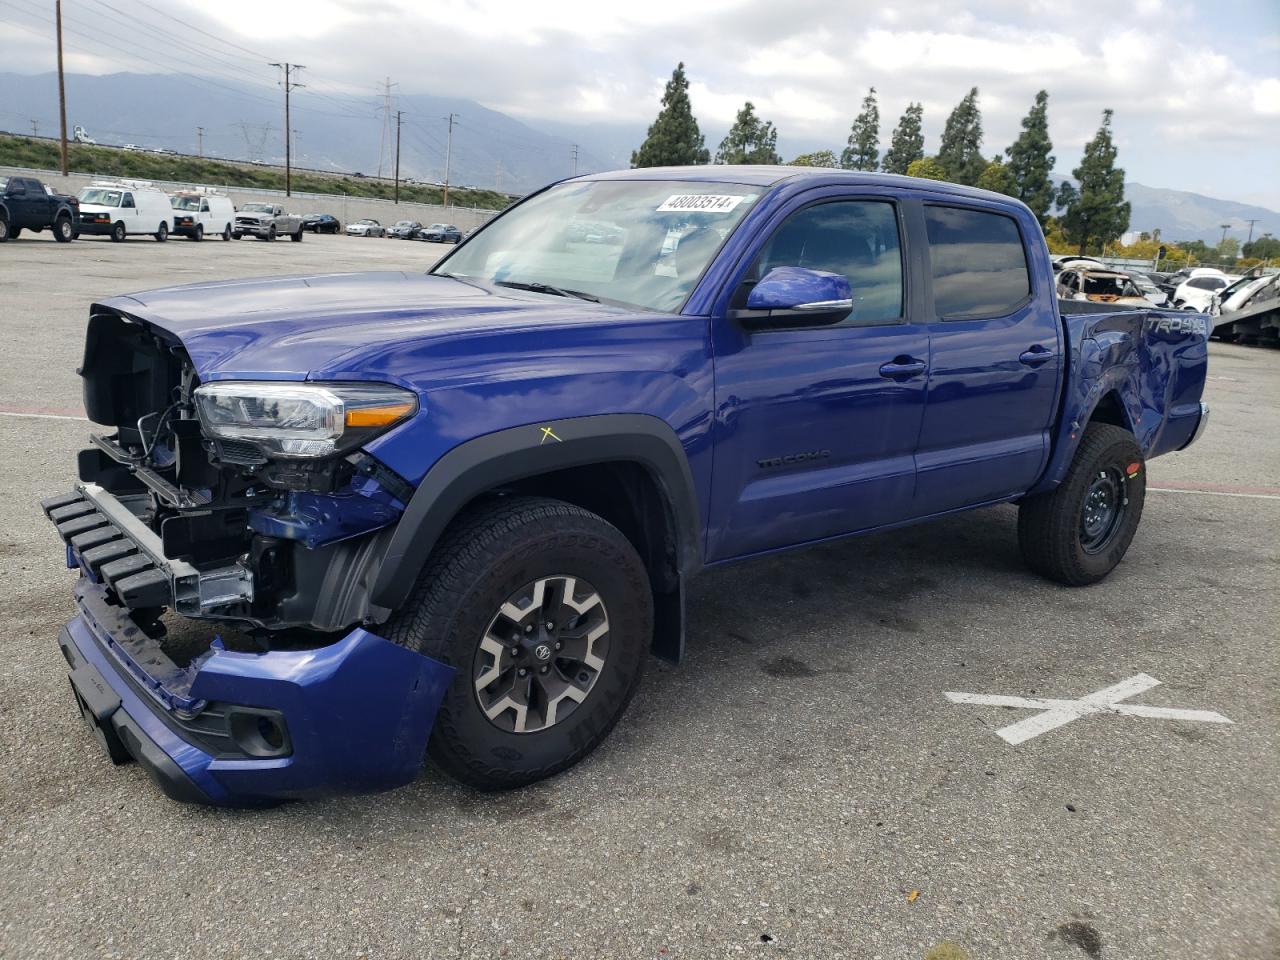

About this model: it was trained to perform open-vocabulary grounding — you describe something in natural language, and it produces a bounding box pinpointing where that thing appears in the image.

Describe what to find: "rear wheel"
[154,222,168,242]
[222,225,231,240]
[54,215,74,242]
[386,496,652,790]
[290,226,303,242]
[1017,423,1146,586]
[111,221,126,243]
[0,218,9,242]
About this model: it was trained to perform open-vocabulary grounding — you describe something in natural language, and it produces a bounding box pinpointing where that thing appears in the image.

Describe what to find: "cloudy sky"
[2,0,1278,207]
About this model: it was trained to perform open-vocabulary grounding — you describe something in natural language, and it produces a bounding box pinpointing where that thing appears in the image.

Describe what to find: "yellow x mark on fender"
[539,426,562,444]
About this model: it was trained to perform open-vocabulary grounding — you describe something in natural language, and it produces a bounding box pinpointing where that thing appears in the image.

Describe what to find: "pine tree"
[789,150,839,167]
[715,102,782,165]
[937,87,985,185]
[1005,90,1055,225]
[881,103,924,175]
[906,156,948,182]
[841,87,880,171]
[1055,109,1131,255]
[631,63,711,167]
[975,156,1015,196]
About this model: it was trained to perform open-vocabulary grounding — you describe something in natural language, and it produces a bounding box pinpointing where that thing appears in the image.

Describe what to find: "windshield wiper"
[493,280,599,303]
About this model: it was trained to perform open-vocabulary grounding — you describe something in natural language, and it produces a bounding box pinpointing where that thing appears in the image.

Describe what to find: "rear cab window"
[924,206,1031,319]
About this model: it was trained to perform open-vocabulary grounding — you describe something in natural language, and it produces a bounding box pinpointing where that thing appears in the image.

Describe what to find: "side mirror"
[739,267,853,328]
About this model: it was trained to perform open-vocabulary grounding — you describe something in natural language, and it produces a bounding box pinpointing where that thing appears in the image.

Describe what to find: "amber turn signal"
[345,403,415,428]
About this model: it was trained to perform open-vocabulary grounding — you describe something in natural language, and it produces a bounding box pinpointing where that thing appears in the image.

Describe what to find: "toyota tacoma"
[42,167,1210,805]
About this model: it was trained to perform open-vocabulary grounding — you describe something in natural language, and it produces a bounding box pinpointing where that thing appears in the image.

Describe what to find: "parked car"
[0,175,79,242]
[1124,272,1169,307]
[301,213,341,234]
[1056,268,1149,306]
[416,222,462,243]
[346,218,385,237]
[169,190,235,241]
[122,144,143,152]
[388,220,422,239]
[76,180,174,242]
[233,203,304,242]
[40,166,1211,806]
[1052,254,1104,273]
[1173,272,1236,312]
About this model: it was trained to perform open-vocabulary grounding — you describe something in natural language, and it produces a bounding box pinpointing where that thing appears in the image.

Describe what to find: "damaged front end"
[44,309,452,804]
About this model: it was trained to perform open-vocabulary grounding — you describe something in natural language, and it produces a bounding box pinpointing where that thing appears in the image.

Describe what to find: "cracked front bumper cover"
[58,579,455,806]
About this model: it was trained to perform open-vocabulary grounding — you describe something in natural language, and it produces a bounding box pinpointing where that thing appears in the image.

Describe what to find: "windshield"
[79,188,122,207]
[171,195,200,211]
[242,203,273,213]
[1082,275,1142,297]
[436,179,765,312]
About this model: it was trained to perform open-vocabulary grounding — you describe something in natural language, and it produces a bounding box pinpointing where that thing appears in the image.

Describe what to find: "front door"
[912,202,1063,513]
[707,195,929,561]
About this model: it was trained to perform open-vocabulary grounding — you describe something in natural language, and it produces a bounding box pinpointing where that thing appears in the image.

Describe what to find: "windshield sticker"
[656,194,747,213]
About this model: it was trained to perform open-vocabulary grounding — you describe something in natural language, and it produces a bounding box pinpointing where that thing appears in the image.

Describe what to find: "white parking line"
[0,411,88,422]
[946,673,1233,745]
[1149,487,1280,501]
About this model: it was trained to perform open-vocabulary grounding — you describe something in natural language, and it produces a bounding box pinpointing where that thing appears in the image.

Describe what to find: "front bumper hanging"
[42,489,456,806]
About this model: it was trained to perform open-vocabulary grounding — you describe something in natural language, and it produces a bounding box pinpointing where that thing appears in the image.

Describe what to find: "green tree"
[937,87,985,185]
[1216,237,1241,261]
[790,150,839,167]
[841,86,880,171]
[975,156,1016,196]
[1005,90,1055,225]
[1055,109,1131,255]
[631,62,711,167]
[715,102,782,164]
[881,102,924,174]
[906,156,949,181]
[1243,234,1280,259]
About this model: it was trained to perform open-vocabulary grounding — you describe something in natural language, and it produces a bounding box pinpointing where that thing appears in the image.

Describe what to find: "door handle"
[1018,346,1057,367]
[879,356,927,381]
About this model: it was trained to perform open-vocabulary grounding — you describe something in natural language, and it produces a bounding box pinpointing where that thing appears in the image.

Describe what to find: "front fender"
[369,413,702,614]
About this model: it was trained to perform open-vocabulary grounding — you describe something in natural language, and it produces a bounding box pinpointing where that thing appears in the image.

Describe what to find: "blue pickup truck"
[42,166,1210,805]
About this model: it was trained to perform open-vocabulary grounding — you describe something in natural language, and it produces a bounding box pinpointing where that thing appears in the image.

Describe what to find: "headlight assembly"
[194,382,418,459]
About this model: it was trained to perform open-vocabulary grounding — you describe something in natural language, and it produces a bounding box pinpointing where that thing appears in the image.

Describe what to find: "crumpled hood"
[96,271,632,383]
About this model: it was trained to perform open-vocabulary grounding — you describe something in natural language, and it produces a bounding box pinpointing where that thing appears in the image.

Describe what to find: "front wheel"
[386,496,652,790]
[111,222,126,243]
[54,215,75,242]
[190,224,203,242]
[1017,423,1146,586]
[0,218,9,242]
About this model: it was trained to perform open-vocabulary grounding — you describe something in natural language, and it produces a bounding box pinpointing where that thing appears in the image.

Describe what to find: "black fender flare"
[370,413,702,618]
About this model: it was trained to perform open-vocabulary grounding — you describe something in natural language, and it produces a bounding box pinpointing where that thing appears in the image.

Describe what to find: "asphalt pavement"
[0,229,1276,960]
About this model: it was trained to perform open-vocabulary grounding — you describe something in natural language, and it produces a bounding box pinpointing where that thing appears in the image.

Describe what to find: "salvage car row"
[0,174,460,245]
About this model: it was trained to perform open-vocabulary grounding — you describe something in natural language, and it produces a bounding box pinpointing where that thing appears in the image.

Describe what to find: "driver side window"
[752,200,904,325]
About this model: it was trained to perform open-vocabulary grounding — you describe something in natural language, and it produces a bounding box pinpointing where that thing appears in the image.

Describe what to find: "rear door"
[707,190,930,561]
[911,201,1062,514]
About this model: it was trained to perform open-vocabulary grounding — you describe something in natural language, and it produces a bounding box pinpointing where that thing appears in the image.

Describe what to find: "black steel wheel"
[1018,423,1146,585]
[387,496,651,790]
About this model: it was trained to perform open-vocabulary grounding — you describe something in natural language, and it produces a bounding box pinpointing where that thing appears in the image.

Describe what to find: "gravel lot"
[0,230,1276,960]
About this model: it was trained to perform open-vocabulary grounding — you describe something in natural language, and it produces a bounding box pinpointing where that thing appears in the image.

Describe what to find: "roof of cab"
[578,164,1025,206]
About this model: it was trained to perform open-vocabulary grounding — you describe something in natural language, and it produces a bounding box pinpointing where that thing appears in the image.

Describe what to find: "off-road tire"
[1018,423,1146,586]
[386,496,652,791]
[54,215,74,242]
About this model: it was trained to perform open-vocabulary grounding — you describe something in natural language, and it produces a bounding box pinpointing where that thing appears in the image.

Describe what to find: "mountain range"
[2,72,1275,245]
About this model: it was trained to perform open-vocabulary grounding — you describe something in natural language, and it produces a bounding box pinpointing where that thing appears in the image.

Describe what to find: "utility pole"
[570,143,578,176]
[442,113,456,207]
[270,62,305,196]
[377,78,397,179]
[196,126,205,157]
[29,119,39,138]
[55,0,69,175]
[1244,219,1259,246]
[393,110,403,204]
[1219,223,1231,248]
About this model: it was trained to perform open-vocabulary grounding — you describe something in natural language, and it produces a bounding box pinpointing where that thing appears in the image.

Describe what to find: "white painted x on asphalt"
[946,673,1233,745]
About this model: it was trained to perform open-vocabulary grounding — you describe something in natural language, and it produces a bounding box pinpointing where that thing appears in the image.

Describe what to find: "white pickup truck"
[232,202,304,242]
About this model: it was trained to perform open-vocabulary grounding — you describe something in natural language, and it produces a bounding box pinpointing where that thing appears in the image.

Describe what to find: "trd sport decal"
[757,449,831,469]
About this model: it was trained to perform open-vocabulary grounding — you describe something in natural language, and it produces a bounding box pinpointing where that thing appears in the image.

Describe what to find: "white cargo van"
[169,189,235,241]
[76,180,175,242]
